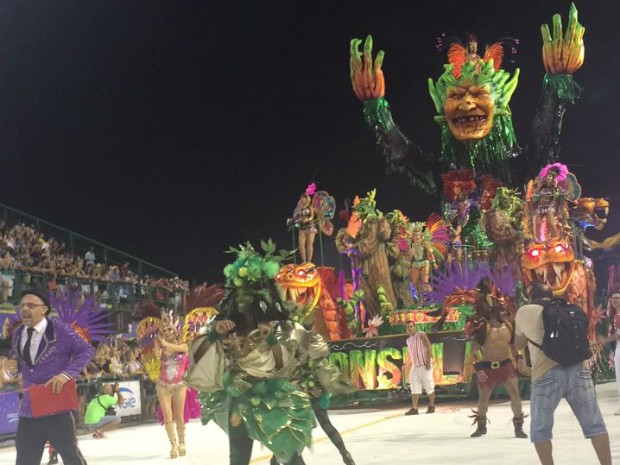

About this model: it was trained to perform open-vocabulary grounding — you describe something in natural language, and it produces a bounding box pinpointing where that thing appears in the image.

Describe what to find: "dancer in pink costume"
[154,312,190,459]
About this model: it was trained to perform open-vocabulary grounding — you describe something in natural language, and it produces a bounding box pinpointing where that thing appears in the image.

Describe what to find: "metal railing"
[0,201,178,278]
[0,269,186,333]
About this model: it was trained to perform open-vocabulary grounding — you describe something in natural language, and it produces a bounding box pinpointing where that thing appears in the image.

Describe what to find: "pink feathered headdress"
[305,182,317,196]
[538,163,568,182]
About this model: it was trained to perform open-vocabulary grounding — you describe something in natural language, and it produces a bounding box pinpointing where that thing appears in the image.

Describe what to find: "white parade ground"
[2,381,620,464]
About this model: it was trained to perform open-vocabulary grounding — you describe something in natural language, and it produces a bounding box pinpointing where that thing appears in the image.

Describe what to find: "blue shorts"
[86,415,120,431]
[530,364,607,443]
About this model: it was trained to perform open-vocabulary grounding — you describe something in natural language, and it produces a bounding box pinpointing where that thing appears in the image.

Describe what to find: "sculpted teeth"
[454,115,486,123]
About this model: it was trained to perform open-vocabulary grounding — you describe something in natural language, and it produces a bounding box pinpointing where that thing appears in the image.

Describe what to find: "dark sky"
[0,0,618,283]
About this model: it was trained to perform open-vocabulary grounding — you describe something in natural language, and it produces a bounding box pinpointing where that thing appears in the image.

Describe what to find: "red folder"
[29,379,79,418]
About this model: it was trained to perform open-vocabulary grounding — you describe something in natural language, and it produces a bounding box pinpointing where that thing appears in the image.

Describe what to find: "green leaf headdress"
[353,189,382,222]
[219,241,295,334]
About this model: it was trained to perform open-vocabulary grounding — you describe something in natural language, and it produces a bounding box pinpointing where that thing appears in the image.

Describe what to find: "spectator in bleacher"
[107,347,124,378]
[85,247,95,268]
[123,349,144,377]
[86,344,110,379]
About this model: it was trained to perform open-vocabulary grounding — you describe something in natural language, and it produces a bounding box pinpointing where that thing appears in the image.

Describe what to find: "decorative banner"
[0,390,19,435]
[387,307,461,326]
[328,332,472,390]
[104,380,142,417]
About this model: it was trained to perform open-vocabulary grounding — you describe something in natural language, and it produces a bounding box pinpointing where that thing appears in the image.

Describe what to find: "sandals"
[92,429,106,439]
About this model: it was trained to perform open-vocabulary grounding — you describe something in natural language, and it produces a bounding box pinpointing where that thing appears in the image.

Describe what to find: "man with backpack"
[515,283,611,465]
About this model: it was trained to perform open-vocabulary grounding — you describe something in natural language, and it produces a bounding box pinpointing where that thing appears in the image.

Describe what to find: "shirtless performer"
[468,279,527,438]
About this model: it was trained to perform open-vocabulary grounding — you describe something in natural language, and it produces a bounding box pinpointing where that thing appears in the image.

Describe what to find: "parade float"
[280,4,620,397]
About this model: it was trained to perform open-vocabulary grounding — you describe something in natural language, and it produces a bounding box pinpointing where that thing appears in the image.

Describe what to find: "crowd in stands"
[82,340,146,380]
[0,221,189,305]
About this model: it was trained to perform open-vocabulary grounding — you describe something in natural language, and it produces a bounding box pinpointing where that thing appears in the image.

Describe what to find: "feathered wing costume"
[170,284,225,424]
[134,301,163,382]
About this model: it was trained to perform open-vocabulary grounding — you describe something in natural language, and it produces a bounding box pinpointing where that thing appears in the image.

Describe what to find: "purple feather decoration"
[485,265,516,298]
[337,270,346,300]
[49,290,114,343]
[425,262,517,305]
[425,262,487,306]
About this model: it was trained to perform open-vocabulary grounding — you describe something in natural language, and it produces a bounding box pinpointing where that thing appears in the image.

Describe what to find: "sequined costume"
[293,205,317,233]
[411,242,430,269]
[157,352,188,391]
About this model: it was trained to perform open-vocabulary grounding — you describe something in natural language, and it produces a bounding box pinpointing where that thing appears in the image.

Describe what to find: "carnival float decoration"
[310,4,620,392]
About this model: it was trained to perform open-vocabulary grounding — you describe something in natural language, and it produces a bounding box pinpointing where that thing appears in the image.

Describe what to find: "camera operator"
[84,382,124,438]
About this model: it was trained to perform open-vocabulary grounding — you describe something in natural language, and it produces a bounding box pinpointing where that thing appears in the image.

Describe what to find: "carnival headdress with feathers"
[183,283,225,343]
[50,290,114,343]
[411,213,450,263]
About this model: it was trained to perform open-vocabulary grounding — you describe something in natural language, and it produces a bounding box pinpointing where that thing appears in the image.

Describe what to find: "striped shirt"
[407,332,429,367]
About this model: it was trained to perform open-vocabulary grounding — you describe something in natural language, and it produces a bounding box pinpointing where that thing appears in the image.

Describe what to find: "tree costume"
[335,190,397,319]
[186,242,316,465]
[385,210,416,307]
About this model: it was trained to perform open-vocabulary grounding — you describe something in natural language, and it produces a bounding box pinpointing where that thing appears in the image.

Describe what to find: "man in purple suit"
[8,289,94,465]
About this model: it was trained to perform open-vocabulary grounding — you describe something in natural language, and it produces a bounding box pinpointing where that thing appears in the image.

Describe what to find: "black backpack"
[528,298,591,367]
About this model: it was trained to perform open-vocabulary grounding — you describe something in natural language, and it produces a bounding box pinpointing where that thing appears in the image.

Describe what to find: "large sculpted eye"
[554,244,565,253]
[529,249,540,258]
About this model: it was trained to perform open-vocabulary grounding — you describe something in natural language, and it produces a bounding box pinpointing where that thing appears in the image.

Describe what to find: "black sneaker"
[405,408,419,415]
[48,454,59,465]
[426,406,435,414]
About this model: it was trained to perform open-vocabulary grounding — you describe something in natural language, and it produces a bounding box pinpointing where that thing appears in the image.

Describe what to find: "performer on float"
[349,5,585,192]
[335,190,397,318]
[481,184,525,278]
[409,215,448,303]
[467,278,527,438]
[530,163,569,241]
[442,169,476,269]
[188,242,315,465]
[386,209,415,307]
[287,184,317,263]
[287,183,336,264]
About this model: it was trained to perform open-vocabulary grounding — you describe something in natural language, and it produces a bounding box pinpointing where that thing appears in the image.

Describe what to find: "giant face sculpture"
[522,239,575,296]
[429,61,519,143]
[444,83,495,140]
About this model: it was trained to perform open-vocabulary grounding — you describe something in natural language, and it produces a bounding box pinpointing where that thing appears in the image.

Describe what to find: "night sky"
[0,0,618,283]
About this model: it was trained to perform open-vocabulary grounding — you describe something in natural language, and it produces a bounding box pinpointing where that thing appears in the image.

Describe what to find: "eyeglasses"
[20,303,47,310]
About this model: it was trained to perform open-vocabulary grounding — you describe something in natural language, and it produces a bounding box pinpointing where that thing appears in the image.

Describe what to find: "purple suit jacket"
[11,318,95,417]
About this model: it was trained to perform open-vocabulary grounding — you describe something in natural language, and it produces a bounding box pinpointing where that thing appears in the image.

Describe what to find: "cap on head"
[20,289,51,315]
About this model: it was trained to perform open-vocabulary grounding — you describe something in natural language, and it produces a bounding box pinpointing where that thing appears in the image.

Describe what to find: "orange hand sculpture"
[350,35,385,102]
[541,3,585,75]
